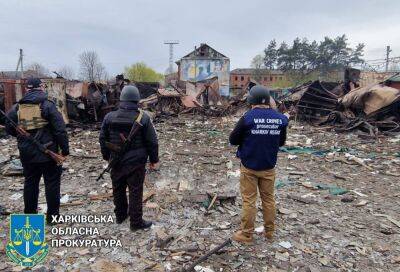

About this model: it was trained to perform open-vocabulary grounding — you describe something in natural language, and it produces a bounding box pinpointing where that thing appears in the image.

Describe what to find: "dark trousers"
[22,161,62,219]
[111,164,146,226]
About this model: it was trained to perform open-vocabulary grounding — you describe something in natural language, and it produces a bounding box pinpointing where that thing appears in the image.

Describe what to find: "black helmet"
[120,85,140,102]
[247,85,270,105]
[26,77,42,89]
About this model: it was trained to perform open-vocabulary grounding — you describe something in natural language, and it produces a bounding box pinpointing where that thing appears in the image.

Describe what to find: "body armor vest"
[17,103,48,131]
[109,110,145,150]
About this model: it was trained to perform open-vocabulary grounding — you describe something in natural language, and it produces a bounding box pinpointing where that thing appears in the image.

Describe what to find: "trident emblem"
[12,217,42,255]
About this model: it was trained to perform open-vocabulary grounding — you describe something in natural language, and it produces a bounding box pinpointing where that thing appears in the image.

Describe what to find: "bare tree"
[251,54,265,82]
[94,63,107,82]
[56,66,75,80]
[79,51,107,82]
[26,62,49,77]
[251,54,264,69]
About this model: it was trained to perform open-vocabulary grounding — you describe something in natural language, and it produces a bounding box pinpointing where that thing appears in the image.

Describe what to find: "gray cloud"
[1,0,399,77]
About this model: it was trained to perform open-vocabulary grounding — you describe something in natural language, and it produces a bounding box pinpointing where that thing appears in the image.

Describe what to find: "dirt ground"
[0,115,399,272]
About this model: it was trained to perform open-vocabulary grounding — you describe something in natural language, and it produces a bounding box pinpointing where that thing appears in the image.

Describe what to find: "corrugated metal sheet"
[0,78,69,124]
[43,79,69,124]
[0,79,26,111]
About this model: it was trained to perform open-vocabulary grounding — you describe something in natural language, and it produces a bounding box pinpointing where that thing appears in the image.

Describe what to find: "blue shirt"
[229,108,288,171]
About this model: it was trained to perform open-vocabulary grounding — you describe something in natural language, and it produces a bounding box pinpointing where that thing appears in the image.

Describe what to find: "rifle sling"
[110,110,144,158]
[125,109,144,142]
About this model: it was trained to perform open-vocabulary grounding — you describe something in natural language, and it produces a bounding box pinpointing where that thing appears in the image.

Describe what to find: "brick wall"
[230,73,285,88]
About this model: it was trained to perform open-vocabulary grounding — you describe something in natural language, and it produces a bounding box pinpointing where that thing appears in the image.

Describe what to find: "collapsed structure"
[1,60,399,136]
[0,78,69,123]
[331,77,400,134]
[282,70,400,134]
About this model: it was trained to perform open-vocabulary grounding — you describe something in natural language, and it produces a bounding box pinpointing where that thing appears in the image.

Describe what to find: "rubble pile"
[0,116,399,271]
[326,83,400,134]
[282,73,400,134]
[282,81,343,122]
[139,81,250,117]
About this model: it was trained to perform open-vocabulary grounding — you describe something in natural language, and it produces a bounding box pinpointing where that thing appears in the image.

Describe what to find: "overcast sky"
[1,0,399,77]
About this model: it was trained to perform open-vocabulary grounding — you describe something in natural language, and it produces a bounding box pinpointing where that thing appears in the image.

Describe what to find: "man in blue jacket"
[229,85,288,244]
[5,78,69,224]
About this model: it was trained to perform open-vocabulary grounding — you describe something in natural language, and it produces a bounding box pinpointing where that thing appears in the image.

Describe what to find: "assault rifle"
[96,110,144,181]
[0,109,66,165]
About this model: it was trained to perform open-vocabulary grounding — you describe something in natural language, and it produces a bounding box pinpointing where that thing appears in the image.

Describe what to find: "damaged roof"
[179,43,228,60]
[339,84,400,116]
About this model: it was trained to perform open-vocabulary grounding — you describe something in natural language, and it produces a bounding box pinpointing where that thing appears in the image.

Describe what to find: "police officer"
[99,85,159,231]
[229,85,288,244]
[5,77,69,224]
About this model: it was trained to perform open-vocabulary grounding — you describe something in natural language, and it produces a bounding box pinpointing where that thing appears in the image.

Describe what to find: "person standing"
[99,85,159,231]
[229,85,288,244]
[5,77,69,224]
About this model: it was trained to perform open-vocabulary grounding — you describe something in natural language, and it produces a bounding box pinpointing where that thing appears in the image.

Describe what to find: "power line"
[164,40,179,74]
[386,45,392,72]
[365,56,400,62]
[15,49,24,78]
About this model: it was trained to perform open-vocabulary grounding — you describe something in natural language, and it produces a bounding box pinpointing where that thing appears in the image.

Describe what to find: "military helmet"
[26,77,42,89]
[247,85,271,105]
[120,85,140,102]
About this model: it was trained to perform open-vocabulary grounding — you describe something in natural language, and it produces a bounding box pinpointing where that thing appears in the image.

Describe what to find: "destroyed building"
[332,74,400,133]
[0,73,166,124]
[0,78,69,123]
[0,67,399,271]
[280,69,400,134]
[134,43,235,116]
[176,43,230,97]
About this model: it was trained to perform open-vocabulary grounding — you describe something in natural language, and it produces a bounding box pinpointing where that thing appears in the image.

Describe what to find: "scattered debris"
[90,259,124,272]
[355,199,368,207]
[1,158,23,176]
[182,239,231,272]
[278,241,292,249]
[0,111,398,271]
[374,214,400,228]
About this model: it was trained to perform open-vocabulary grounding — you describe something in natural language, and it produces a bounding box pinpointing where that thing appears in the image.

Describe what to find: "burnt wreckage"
[1,70,399,136]
[282,73,400,134]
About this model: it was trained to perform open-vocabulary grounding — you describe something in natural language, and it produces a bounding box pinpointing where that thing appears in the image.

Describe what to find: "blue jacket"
[229,108,288,171]
[5,89,69,163]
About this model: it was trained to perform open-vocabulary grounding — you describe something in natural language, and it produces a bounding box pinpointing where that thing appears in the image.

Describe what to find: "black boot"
[130,220,153,231]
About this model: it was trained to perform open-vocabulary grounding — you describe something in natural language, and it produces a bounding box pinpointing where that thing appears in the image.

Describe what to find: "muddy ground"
[0,115,399,272]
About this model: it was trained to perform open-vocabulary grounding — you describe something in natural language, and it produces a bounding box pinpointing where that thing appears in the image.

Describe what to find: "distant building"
[0,70,49,79]
[176,43,230,96]
[230,68,285,89]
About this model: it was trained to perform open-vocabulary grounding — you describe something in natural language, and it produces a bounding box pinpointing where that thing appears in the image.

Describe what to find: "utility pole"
[164,40,179,74]
[385,45,392,72]
[16,49,24,78]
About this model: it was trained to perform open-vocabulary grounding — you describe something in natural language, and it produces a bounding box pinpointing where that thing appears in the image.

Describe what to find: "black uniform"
[99,101,158,227]
[5,89,69,222]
